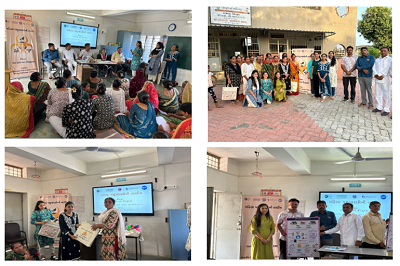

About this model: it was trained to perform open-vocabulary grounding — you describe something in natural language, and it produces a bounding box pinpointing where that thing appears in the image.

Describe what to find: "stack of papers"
[325,246,346,251]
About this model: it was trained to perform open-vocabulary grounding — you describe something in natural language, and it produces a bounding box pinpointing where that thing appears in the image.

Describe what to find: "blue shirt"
[310,210,337,239]
[355,54,375,77]
[43,48,59,63]
[307,60,313,78]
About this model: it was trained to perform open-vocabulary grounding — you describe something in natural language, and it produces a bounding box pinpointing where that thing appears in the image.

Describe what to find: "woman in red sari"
[288,53,300,95]
[170,102,192,139]
[126,81,159,112]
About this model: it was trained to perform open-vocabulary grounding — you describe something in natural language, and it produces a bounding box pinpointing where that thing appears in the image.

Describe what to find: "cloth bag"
[291,81,298,90]
[38,221,60,239]
[221,85,237,100]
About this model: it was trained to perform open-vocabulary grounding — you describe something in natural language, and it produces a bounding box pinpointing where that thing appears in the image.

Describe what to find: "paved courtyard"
[208,80,392,142]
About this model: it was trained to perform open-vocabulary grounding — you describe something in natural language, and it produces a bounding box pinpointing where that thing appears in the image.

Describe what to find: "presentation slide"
[319,192,392,220]
[60,22,98,48]
[93,183,154,216]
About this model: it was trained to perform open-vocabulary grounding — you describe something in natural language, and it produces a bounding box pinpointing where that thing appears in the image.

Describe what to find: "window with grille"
[269,39,288,54]
[5,164,23,178]
[207,153,220,170]
[208,36,219,58]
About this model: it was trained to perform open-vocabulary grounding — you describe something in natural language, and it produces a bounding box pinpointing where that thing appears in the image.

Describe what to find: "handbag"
[38,221,60,239]
[221,84,237,100]
[291,81,298,90]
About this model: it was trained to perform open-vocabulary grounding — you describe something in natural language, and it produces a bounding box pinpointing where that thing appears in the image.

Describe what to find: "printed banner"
[293,49,314,94]
[38,194,70,219]
[286,217,320,258]
[386,212,393,252]
[261,189,281,196]
[6,18,39,78]
[210,7,251,26]
[55,188,68,194]
[240,196,285,260]
[75,221,100,247]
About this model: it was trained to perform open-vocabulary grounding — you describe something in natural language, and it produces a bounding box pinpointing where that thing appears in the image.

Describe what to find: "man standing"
[321,203,364,247]
[79,43,93,60]
[111,46,129,73]
[307,53,315,97]
[277,198,304,259]
[361,201,389,249]
[310,200,337,246]
[62,43,78,78]
[372,47,392,116]
[356,47,375,109]
[43,43,62,79]
[341,46,358,103]
[5,242,25,260]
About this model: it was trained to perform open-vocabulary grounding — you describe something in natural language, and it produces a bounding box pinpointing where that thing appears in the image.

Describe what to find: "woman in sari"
[270,56,281,78]
[129,69,146,99]
[5,82,35,137]
[260,72,273,104]
[27,72,51,124]
[31,201,57,260]
[181,81,192,104]
[157,80,179,113]
[130,41,143,77]
[170,102,192,139]
[273,71,286,102]
[262,61,273,80]
[162,44,180,81]
[46,77,73,123]
[91,198,127,261]
[243,70,263,108]
[128,81,159,111]
[288,53,300,95]
[225,56,242,104]
[116,90,157,138]
[146,42,164,81]
[254,56,263,73]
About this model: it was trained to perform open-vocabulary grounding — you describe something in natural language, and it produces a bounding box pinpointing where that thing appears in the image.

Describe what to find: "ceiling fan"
[335,147,392,164]
[60,147,125,155]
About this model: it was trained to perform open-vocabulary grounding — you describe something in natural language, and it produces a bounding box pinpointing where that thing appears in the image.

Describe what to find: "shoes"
[371,108,381,113]
[342,99,349,102]
[381,112,389,116]
[359,103,367,107]
[41,257,46,261]
[368,105,374,109]
[351,101,355,104]
[50,255,58,260]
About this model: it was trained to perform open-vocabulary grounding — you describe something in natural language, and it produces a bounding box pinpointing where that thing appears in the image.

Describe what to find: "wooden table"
[76,60,117,81]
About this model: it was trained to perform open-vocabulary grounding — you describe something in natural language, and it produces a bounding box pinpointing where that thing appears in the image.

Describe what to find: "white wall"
[207,167,238,193]
[5,175,42,246]
[8,161,190,258]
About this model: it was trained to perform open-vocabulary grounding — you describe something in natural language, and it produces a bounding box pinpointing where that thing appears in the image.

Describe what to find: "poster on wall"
[260,189,281,196]
[210,7,251,26]
[286,217,320,258]
[240,195,285,260]
[386,212,393,252]
[55,188,68,194]
[5,18,39,78]
[293,49,314,94]
[13,13,32,21]
[38,194,70,219]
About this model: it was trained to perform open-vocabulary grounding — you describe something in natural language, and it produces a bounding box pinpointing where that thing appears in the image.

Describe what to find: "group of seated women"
[5,68,192,139]
[242,69,288,108]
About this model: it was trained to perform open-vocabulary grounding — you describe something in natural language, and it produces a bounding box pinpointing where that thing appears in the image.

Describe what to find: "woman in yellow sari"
[289,53,300,95]
[5,82,35,138]
[254,56,263,73]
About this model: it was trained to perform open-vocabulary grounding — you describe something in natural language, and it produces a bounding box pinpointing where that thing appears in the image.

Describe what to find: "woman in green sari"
[27,72,51,124]
[157,80,179,113]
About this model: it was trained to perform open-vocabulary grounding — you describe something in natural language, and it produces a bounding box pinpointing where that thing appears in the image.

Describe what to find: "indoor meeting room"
[5,10,192,139]
[5,147,191,261]
[207,147,392,260]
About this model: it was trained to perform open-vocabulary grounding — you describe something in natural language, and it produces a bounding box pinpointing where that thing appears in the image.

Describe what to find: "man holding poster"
[276,198,304,259]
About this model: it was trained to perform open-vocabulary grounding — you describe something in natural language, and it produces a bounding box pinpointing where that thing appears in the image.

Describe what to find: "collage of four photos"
[3,5,394,261]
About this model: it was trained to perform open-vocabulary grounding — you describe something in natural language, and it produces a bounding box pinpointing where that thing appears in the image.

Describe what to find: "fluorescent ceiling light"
[67,12,96,19]
[101,170,146,178]
[330,177,386,181]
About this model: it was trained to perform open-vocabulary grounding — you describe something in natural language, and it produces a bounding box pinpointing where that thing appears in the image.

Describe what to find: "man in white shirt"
[62,43,78,78]
[341,46,358,103]
[241,56,255,96]
[79,43,93,60]
[372,47,392,116]
[111,46,129,73]
[277,198,304,259]
[322,203,364,247]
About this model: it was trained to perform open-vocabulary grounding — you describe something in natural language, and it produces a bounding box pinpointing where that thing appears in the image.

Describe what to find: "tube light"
[330,177,386,181]
[101,170,146,178]
[67,12,96,19]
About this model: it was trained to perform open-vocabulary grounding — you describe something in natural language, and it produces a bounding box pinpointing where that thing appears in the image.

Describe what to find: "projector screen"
[319,192,392,220]
[92,182,154,216]
[60,22,98,48]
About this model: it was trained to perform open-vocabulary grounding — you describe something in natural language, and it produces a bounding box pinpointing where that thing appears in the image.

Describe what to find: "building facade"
[208,6,357,71]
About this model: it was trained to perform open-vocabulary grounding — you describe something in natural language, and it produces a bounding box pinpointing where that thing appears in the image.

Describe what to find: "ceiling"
[207,147,280,162]
[5,152,53,171]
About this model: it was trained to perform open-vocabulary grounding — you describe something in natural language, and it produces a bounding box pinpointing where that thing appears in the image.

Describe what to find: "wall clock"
[168,23,176,31]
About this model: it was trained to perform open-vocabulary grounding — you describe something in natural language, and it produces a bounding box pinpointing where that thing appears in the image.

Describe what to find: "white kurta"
[324,212,365,246]
[241,63,255,95]
[372,56,392,112]
[62,49,78,76]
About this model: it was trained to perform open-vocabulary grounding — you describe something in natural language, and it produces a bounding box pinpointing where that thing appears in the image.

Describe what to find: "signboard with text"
[293,49,313,94]
[286,217,320,258]
[210,7,251,26]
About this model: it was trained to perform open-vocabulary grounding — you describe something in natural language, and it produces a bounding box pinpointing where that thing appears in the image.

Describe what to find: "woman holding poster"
[250,204,275,259]
[58,201,81,260]
[30,201,57,260]
[91,197,127,260]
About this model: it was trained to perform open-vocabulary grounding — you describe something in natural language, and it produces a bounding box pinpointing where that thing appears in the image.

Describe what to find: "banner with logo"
[210,6,251,26]
[286,217,320,258]
[240,196,285,260]
[293,49,313,94]
[38,194,70,219]
[5,18,39,78]
[261,189,281,196]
